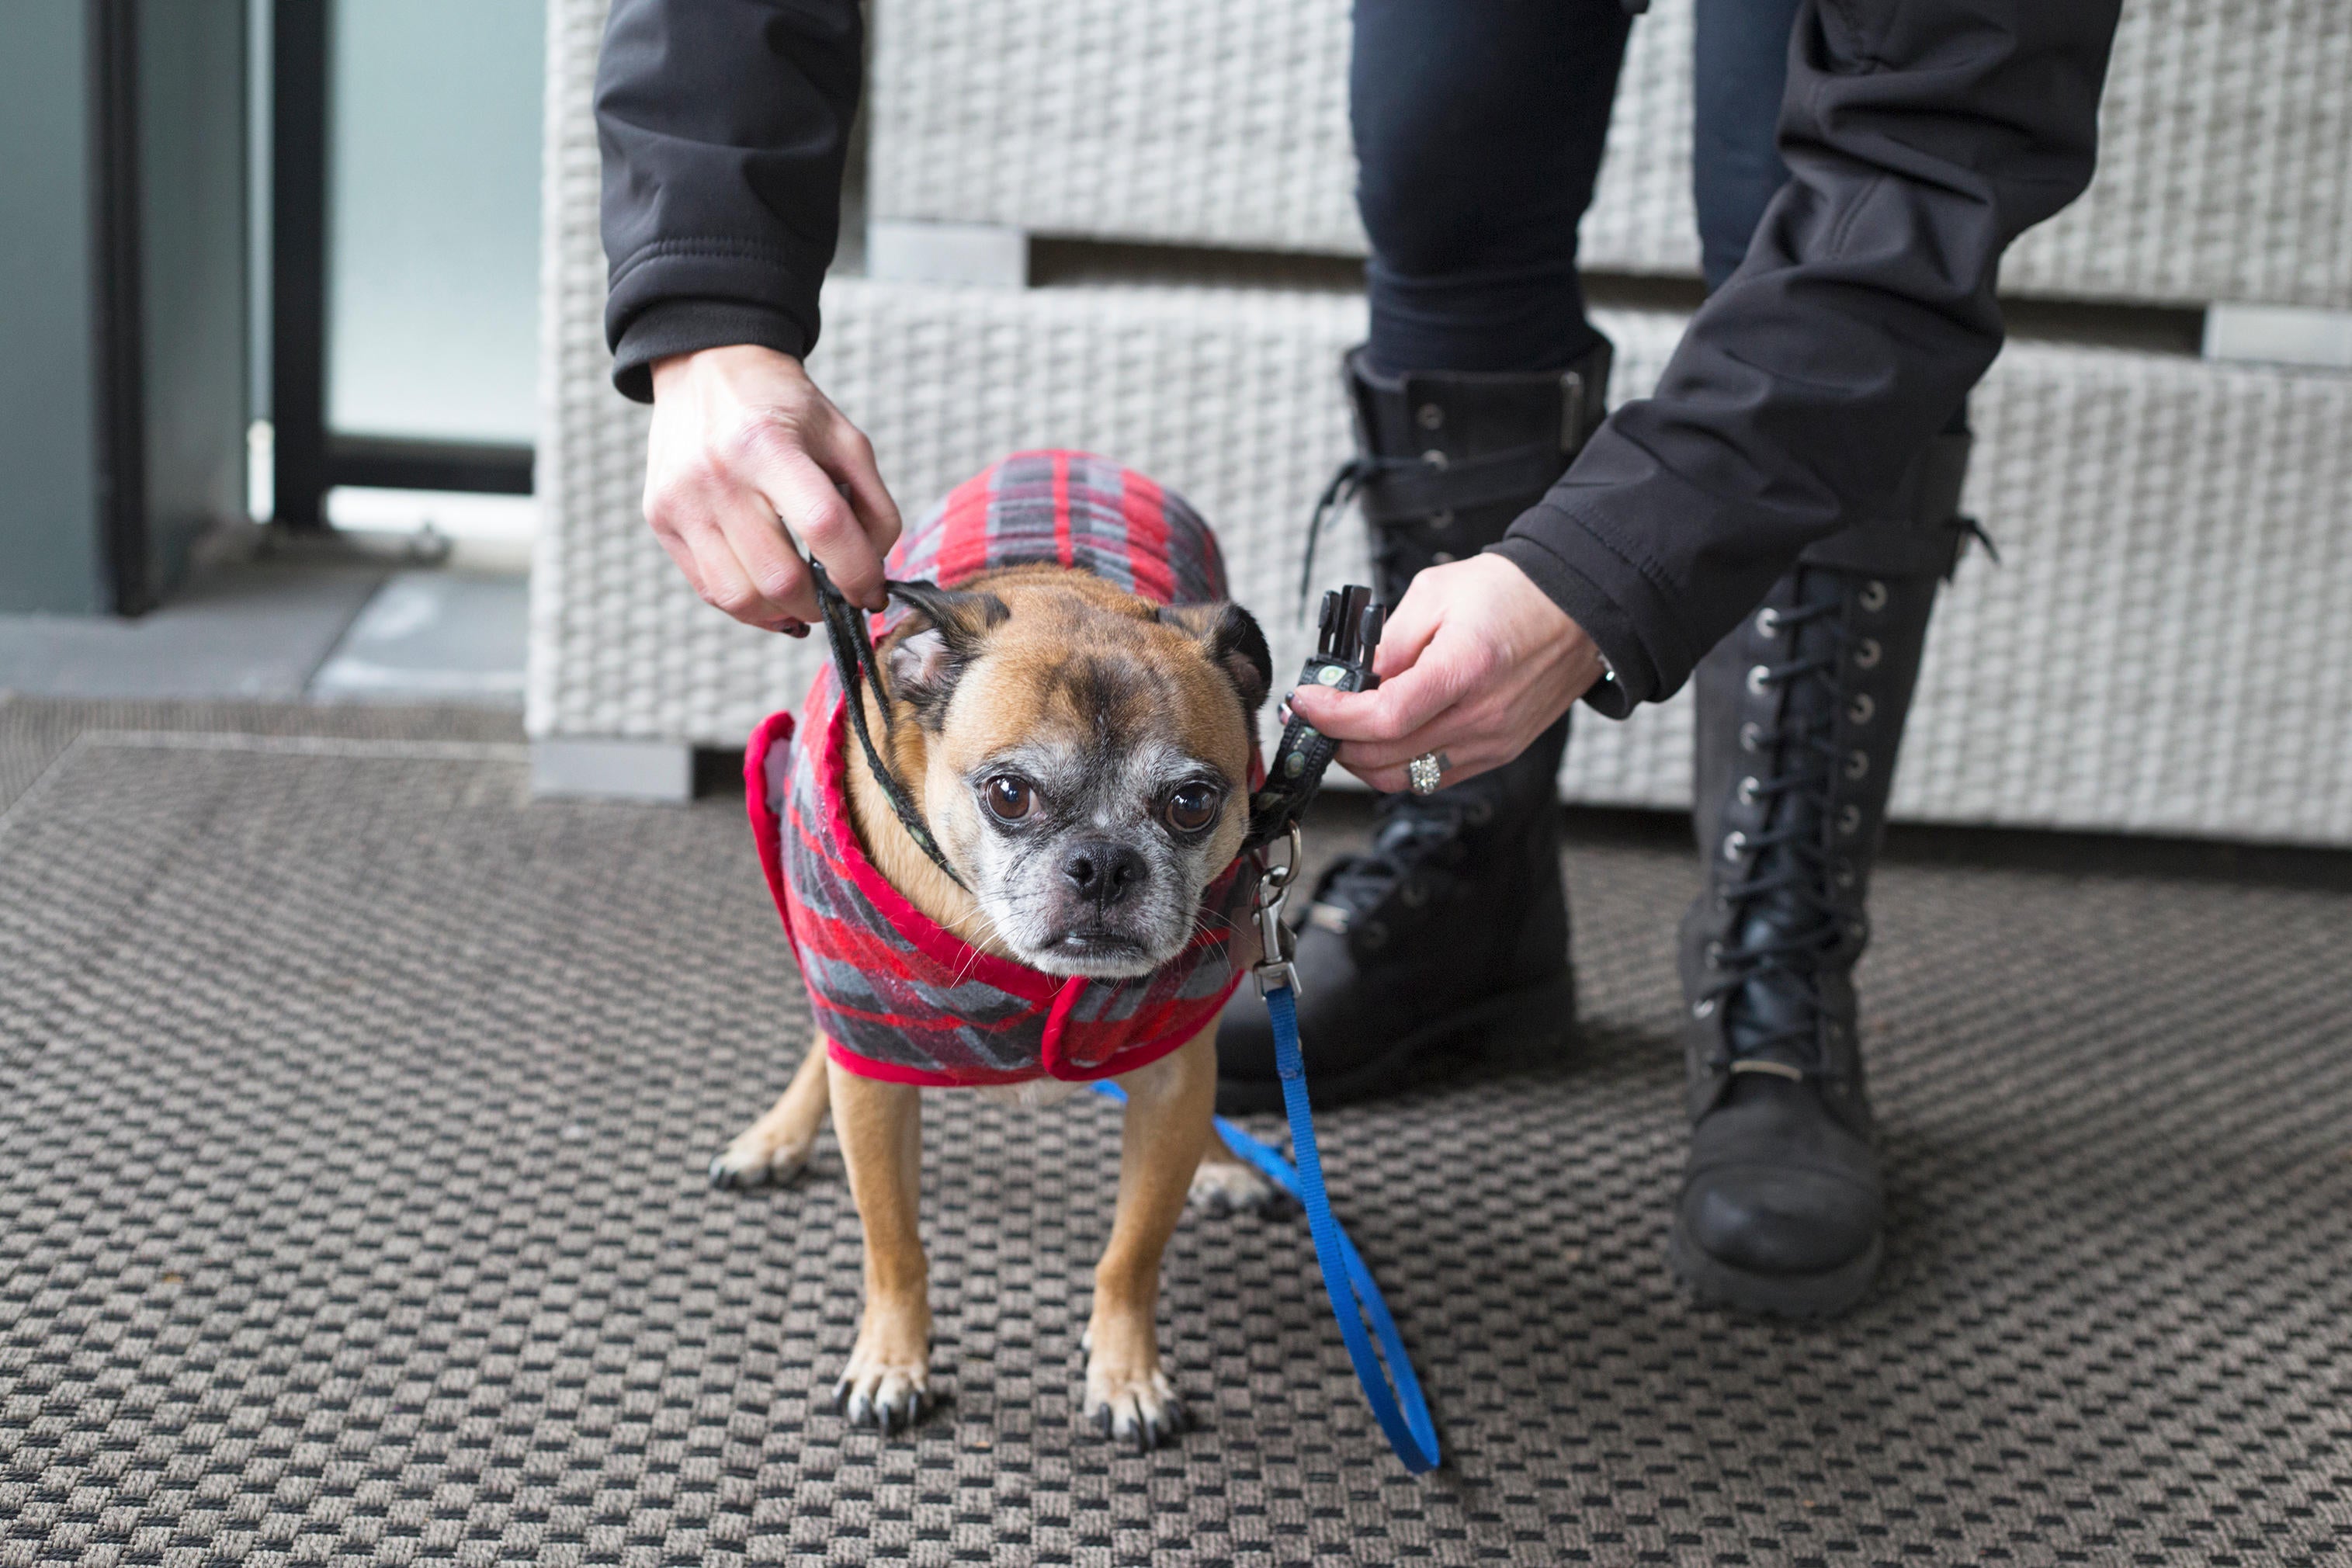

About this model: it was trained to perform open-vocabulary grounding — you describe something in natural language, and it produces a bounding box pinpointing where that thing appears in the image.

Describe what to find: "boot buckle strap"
[1358,442,1570,526]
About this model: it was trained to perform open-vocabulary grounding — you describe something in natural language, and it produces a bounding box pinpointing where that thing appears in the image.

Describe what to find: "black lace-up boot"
[1215,342,1610,1114]
[1670,429,1974,1316]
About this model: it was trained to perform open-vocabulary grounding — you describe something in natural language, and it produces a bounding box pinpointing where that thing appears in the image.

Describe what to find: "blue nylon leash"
[1088,838,1441,1474]
[1108,581,1441,1469]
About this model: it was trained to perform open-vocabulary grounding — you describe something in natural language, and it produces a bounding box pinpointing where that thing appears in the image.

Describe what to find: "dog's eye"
[983,775,1034,822]
[1164,782,1220,834]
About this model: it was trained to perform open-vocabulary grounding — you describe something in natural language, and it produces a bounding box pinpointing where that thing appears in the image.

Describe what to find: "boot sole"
[1213,970,1575,1117]
[1666,1221,1882,1320]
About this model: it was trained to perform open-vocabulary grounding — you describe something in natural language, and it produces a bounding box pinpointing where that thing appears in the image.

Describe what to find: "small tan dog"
[720,453,1282,1449]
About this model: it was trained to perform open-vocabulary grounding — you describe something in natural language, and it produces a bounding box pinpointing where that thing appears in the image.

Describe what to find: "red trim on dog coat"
[746,452,1261,1088]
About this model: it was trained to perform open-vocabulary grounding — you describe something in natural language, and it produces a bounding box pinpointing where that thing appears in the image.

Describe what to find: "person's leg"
[1355,0,1629,375]
[1691,0,1802,292]
[1674,0,1976,1316]
[1217,0,1633,1112]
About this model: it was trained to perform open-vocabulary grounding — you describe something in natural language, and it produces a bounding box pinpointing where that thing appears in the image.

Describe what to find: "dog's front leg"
[710,1036,832,1188]
[827,1059,932,1432]
[1088,1025,1218,1450]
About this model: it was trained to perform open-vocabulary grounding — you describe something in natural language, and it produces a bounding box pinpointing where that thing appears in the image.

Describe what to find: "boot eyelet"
[1847,918,1868,944]
[1416,403,1445,432]
[1431,550,1455,565]
[1429,509,1455,531]
[1858,580,1888,613]
[1834,860,1857,890]
[1844,751,1869,781]
[1745,664,1774,696]
[1359,920,1389,950]
[1399,879,1429,909]
[1756,607,1781,639]
[1420,449,1448,470]
[1847,694,1875,725]
[1838,804,1863,837]
[1854,638,1882,670]
[1691,997,1717,1020]
[1722,831,1749,862]
[1705,940,1726,966]
[1736,775,1762,806]
[1740,722,1764,753]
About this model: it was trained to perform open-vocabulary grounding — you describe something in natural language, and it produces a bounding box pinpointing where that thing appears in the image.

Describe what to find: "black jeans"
[1355,0,1803,376]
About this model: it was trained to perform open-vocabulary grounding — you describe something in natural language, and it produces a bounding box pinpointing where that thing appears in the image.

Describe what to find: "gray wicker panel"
[2001,3,2352,308]
[864,0,1696,276]
[867,0,2352,310]
[1899,343,2352,841]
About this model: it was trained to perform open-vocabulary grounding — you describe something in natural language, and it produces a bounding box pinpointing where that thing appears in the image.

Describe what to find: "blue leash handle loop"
[1091,983,1442,1473]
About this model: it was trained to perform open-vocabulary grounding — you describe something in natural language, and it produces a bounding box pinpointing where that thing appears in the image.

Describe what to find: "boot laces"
[1700,598,1856,1075]
[1298,453,1423,616]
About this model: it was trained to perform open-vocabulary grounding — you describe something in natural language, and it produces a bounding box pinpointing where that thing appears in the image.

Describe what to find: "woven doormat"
[2,696,2346,1565]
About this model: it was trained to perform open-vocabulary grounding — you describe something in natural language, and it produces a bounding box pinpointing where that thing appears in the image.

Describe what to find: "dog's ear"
[1162,600,1273,719]
[885,582,1010,726]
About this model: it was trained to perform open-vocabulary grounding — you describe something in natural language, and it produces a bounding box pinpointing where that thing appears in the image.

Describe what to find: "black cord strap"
[1245,585,1384,851]
[809,560,970,893]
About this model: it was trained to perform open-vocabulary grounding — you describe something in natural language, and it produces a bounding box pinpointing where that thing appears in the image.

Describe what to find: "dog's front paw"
[1084,1358,1188,1452]
[708,1125,815,1189]
[834,1348,933,1436]
[1188,1153,1289,1217]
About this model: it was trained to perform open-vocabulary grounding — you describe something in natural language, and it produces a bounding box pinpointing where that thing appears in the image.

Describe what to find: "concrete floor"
[0,555,526,709]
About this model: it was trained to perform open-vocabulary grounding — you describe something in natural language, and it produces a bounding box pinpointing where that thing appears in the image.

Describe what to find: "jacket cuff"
[1488,512,1682,720]
[610,297,812,404]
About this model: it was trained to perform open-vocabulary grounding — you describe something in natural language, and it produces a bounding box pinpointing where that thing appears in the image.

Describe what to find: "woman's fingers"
[710,493,817,624]
[821,419,904,564]
[1289,650,1473,748]
[1284,555,1601,793]
[678,519,779,629]
[644,347,900,631]
[1368,578,1441,683]
[735,431,889,613]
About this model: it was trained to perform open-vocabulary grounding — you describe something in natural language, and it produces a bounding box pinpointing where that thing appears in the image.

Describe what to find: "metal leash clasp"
[1253,821,1304,998]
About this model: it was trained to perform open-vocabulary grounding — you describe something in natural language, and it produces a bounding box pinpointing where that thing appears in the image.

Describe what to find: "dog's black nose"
[1061,839,1146,907]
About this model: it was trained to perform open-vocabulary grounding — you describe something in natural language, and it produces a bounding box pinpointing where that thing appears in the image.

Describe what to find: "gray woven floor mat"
[2,697,2347,1565]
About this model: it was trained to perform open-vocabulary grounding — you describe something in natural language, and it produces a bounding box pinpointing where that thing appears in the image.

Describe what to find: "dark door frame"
[89,0,151,612]
[267,0,532,530]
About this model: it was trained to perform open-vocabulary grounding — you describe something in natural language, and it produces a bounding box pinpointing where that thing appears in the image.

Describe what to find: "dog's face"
[882,568,1271,978]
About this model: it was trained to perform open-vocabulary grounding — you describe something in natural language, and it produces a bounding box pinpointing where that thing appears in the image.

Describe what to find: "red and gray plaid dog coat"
[745,451,1261,1088]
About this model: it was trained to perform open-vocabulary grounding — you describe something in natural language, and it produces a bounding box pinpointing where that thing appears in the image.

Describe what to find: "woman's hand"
[1287,554,1605,793]
[644,345,902,631]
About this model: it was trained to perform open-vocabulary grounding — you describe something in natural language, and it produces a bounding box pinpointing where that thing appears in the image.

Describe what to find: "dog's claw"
[1084,1365,1185,1452]
[835,1356,932,1437]
[708,1135,813,1191]
[1189,1157,1285,1219]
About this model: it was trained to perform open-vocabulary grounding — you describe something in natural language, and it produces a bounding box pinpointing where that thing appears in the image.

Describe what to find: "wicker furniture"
[535,0,2352,844]
[868,0,2352,312]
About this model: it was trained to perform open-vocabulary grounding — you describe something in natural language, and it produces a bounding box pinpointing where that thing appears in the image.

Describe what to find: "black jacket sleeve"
[1493,0,2123,716]
[595,0,864,402]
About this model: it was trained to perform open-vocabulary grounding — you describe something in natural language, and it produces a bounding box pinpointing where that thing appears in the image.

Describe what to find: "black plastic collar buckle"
[1244,585,1383,850]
